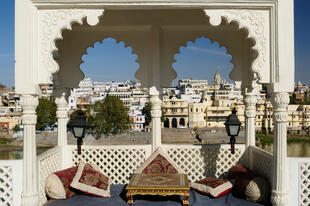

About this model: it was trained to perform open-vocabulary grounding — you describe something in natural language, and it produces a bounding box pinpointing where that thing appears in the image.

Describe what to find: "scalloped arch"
[204,9,269,82]
[40,9,105,83]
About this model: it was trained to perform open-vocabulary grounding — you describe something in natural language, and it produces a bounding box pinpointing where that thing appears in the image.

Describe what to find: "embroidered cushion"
[45,166,78,199]
[228,164,255,179]
[70,162,111,197]
[190,177,233,198]
[135,146,184,174]
[142,153,178,174]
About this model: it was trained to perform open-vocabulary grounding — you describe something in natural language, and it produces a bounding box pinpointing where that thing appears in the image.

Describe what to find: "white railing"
[288,157,310,206]
[0,160,22,206]
[69,145,152,184]
[250,146,273,184]
[38,146,61,206]
[163,144,246,182]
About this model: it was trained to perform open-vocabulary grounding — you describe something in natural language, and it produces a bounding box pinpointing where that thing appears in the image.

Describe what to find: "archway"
[172,118,177,128]
[180,118,185,127]
[164,118,170,128]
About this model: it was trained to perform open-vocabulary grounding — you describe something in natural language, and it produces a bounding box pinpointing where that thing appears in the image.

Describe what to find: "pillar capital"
[20,95,38,113]
[244,94,258,118]
[271,92,290,123]
[21,95,38,125]
[56,94,68,119]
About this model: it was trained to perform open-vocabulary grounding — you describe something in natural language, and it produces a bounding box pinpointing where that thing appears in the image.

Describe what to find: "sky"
[0,1,309,88]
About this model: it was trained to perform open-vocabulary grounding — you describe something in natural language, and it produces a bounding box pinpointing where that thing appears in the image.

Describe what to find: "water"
[260,142,310,157]
[0,147,51,160]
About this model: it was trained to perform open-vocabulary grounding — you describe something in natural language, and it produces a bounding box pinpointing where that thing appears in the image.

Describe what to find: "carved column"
[244,94,258,148]
[271,92,289,206]
[55,93,68,147]
[149,87,162,152]
[244,94,258,169]
[20,95,39,206]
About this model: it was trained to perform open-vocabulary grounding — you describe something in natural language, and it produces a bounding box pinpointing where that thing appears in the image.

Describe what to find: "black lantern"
[224,108,241,154]
[68,110,87,155]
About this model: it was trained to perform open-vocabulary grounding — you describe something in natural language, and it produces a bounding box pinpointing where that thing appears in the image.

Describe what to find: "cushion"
[190,177,233,198]
[245,177,270,203]
[135,146,184,174]
[228,164,255,179]
[45,166,78,199]
[70,162,111,197]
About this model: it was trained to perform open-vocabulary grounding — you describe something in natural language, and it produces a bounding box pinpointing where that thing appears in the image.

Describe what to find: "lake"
[0,147,51,160]
[1,143,310,160]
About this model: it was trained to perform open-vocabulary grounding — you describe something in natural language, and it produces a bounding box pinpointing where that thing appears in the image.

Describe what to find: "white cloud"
[186,46,230,57]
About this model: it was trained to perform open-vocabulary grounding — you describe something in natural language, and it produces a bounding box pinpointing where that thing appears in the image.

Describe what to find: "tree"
[13,125,21,133]
[90,96,130,136]
[36,97,57,130]
[142,101,165,126]
[142,102,152,126]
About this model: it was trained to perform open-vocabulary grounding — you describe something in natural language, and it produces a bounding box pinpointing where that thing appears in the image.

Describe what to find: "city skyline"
[0,1,309,88]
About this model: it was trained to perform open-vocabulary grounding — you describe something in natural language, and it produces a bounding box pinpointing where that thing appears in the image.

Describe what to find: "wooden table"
[126,173,190,206]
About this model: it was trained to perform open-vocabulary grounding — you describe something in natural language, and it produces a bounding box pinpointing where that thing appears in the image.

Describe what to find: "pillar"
[244,94,258,148]
[271,92,289,206]
[55,93,68,147]
[149,86,162,152]
[244,93,257,169]
[21,95,39,206]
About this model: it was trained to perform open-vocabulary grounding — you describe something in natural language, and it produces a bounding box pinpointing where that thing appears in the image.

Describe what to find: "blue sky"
[0,1,309,88]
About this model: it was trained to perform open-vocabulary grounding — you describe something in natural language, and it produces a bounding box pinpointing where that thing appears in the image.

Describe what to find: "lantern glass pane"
[73,127,84,138]
[229,125,239,136]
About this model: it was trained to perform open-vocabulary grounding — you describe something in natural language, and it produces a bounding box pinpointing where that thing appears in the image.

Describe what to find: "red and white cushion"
[190,177,233,198]
[45,166,78,199]
[135,146,184,174]
[70,162,111,197]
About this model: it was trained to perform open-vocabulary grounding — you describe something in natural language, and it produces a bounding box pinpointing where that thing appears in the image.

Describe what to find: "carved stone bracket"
[204,9,268,81]
[40,9,104,82]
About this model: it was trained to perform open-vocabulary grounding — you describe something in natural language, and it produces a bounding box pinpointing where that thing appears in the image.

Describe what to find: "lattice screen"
[251,146,273,184]
[300,162,310,206]
[72,147,148,184]
[38,148,61,206]
[166,145,245,182]
[0,166,13,206]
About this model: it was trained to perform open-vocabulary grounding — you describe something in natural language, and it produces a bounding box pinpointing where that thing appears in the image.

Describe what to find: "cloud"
[186,46,231,57]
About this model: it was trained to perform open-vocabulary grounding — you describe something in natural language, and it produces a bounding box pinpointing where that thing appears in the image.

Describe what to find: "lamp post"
[224,108,241,154]
[68,110,87,155]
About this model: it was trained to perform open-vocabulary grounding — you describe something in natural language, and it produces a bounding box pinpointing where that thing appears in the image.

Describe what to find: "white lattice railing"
[163,144,246,182]
[38,146,61,206]
[0,160,22,206]
[250,146,273,184]
[288,157,310,206]
[70,145,152,184]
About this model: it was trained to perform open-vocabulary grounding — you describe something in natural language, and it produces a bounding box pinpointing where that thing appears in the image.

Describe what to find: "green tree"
[142,102,152,126]
[13,125,21,133]
[36,97,57,130]
[91,96,130,136]
[142,101,165,126]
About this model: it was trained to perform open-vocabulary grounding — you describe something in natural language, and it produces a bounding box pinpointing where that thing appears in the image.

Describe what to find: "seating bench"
[44,184,264,206]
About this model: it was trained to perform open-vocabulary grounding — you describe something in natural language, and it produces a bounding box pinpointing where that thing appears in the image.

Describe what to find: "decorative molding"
[204,9,267,81]
[40,9,104,82]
